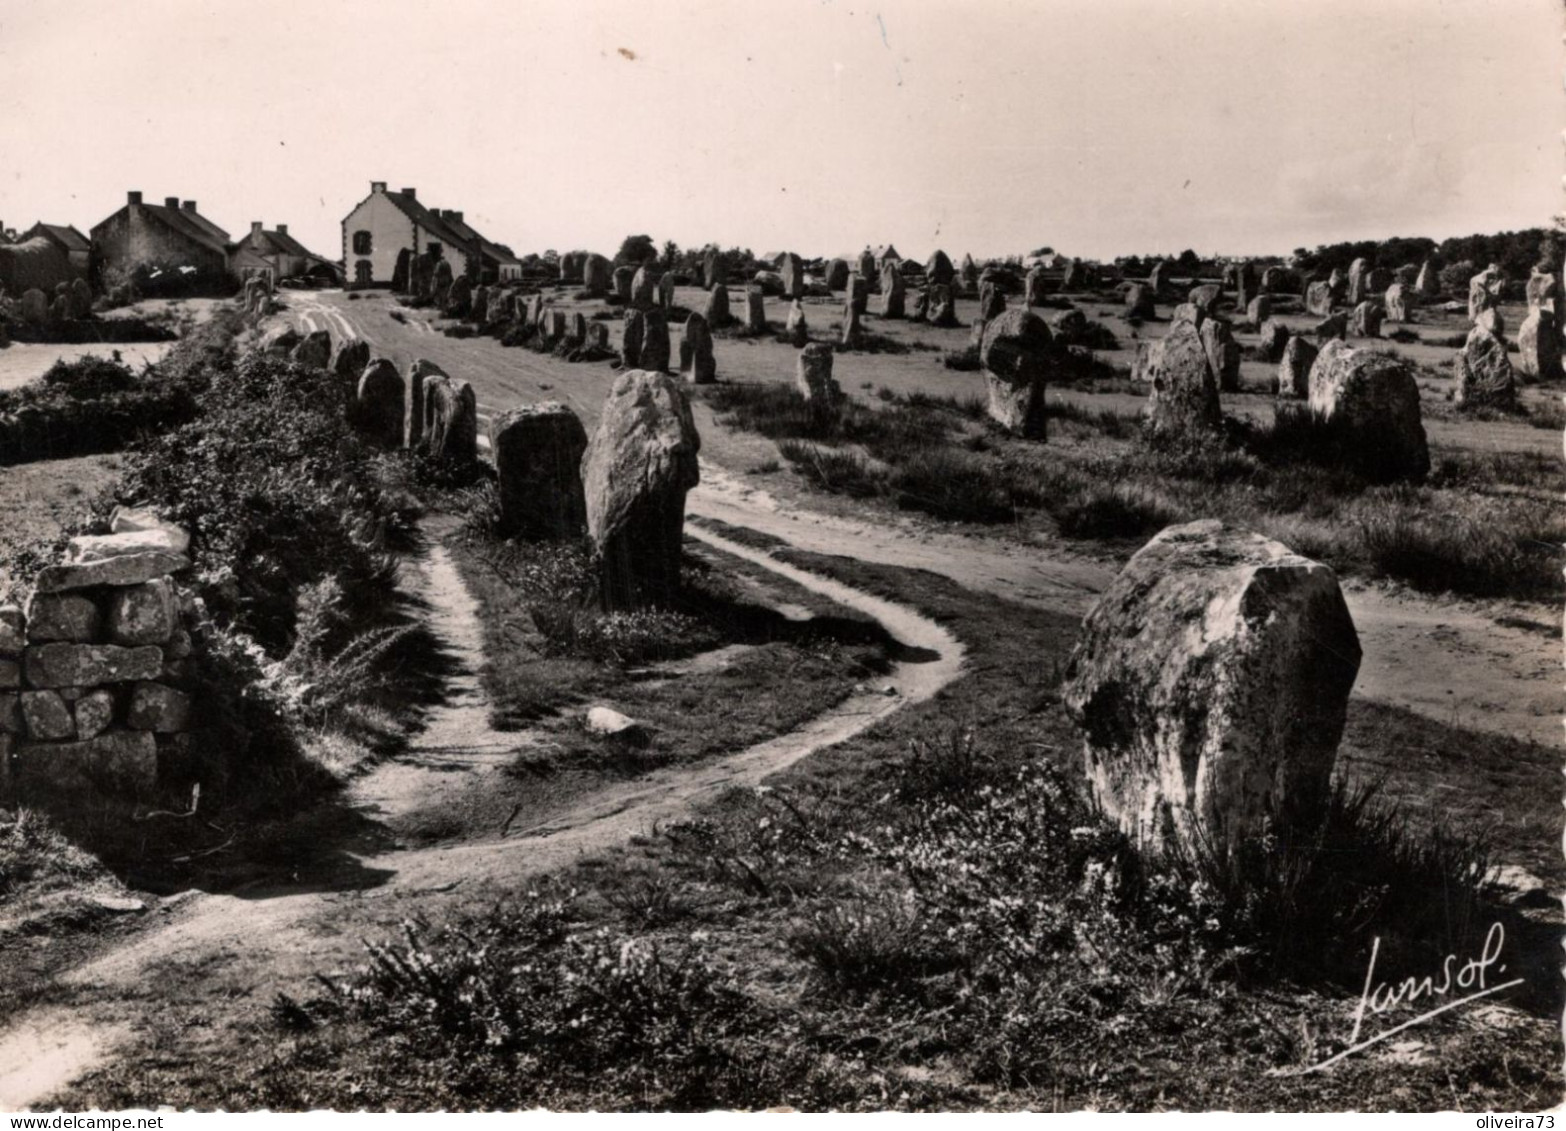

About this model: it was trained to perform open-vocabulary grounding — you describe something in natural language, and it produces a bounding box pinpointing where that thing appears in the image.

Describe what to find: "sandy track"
[0,513,964,1110]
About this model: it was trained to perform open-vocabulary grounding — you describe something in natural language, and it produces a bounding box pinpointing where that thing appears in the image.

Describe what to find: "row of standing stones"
[0,509,198,800]
[317,324,1361,859]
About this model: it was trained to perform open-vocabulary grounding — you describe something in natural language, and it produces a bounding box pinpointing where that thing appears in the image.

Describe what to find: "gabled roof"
[28,223,90,253]
[438,211,521,266]
[380,191,474,256]
[98,202,230,256]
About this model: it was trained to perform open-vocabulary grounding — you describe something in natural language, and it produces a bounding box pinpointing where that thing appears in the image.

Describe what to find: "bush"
[0,354,199,466]
[120,349,410,654]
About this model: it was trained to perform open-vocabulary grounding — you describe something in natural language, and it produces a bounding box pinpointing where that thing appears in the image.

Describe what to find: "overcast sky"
[1,0,1559,264]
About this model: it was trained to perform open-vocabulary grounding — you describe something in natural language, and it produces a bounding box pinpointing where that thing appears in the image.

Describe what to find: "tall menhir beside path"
[582,370,701,611]
[490,403,588,541]
[1062,519,1362,859]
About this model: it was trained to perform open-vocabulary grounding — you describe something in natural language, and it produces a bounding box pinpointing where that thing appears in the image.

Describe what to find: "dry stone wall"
[1,509,198,798]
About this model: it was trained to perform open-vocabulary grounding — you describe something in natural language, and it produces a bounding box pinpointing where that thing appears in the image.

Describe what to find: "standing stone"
[1474,306,1504,337]
[544,309,568,342]
[879,261,906,318]
[1327,268,1346,305]
[908,288,929,322]
[392,248,412,293]
[1147,261,1168,296]
[1468,266,1502,323]
[796,343,841,405]
[1235,262,1255,309]
[1189,284,1222,316]
[1454,325,1517,410]
[584,253,612,296]
[1143,319,1222,439]
[431,260,453,307]
[1350,301,1383,338]
[971,280,1006,346]
[840,296,864,349]
[959,254,979,293]
[1247,295,1272,326]
[639,310,671,372]
[20,288,48,324]
[490,403,589,540]
[1384,284,1410,323]
[1200,319,1241,393]
[1305,281,1335,317]
[1525,270,1558,314]
[570,312,588,344]
[1415,259,1439,298]
[525,294,545,331]
[780,253,805,300]
[1024,267,1047,309]
[1308,340,1431,479]
[1124,283,1156,320]
[582,370,702,610]
[745,287,766,333]
[1256,318,1290,363]
[355,360,405,449]
[405,358,447,449]
[469,284,489,322]
[679,313,716,384]
[446,276,473,317]
[586,322,610,350]
[979,309,1053,439]
[1260,266,1287,294]
[926,284,960,328]
[825,258,851,291]
[331,340,370,389]
[613,266,635,303]
[786,299,809,346]
[1277,335,1318,398]
[847,274,869,315]
[658,272,675,312]
[1366,268,1391,297]
[488,289,514,326]
[1346,258,1368,305]
[422,377,479,463]
[622,308,646,369]
[703,284,731,328]
[290,330,333,370]
[857,250,877,288]
[703,249,727,289]
[1062,520,1362,857]
[924,250,954,287]
[1314,312,1348,342]
[1517,308,1560,382]
[631,266,658,310]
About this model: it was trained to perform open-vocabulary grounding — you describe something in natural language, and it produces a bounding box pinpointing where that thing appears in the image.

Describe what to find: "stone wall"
[0,509,196,798]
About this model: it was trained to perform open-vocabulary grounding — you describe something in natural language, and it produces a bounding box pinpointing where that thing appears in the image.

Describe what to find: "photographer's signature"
[1279,922,1524,1075]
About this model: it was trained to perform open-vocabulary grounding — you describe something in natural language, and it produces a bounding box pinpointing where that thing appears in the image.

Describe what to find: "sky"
[0,0,1560,264]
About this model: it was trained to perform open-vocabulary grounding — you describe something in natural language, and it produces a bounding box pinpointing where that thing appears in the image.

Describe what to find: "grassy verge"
[68,550,1560,1111]
[699,383,1563,600]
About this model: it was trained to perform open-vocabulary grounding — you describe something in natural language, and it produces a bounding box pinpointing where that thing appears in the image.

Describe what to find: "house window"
[427,242,442,258]
[352,230,372,255]
[354,260,372,284]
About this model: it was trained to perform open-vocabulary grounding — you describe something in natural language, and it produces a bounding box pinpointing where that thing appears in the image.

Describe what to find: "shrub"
[120,349,410,654]
[1052,481,1184,539]
[942,346,981,371]
[0,354,200,466]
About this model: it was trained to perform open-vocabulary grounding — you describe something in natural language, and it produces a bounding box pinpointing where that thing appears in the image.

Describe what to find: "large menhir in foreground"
[1062,519,1362,858]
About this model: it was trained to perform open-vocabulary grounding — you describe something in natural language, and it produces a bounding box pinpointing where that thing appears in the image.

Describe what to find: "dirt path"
[0,517,963,1110]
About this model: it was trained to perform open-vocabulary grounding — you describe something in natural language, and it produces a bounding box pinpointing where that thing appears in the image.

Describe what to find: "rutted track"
[0,510,964,1110]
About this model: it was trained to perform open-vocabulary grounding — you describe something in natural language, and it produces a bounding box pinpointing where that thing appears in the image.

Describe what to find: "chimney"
[182,200,198,214]
[127,191,142,206]
[401,187,416,199]
[450,211,463,224]
[276,224,288,236]
[164,197,179,209]
[251,222,263,235]
[371,181,387,194]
